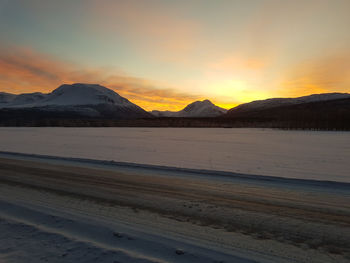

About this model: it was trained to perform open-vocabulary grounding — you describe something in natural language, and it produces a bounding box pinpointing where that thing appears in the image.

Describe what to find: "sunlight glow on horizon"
[0,0,349,111]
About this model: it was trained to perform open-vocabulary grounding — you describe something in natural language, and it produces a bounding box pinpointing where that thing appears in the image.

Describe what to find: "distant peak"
[57,83,106,90]
[201,99,212,104]
[190,99,213,105]
[71,83,103,88]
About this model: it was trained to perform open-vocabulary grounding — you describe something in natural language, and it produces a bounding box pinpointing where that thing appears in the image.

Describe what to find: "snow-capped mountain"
[36,84,134,107]
[223,93,350,129]
[151,100,227,117]
[228,93,350,114]
[0,83,151,118]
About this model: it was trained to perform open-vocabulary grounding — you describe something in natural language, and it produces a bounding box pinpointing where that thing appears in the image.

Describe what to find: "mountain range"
[0,83,228,118]
[0,83,349,129]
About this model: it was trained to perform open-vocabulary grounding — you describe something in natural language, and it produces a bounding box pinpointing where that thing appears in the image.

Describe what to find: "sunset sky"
[0,0,349,110]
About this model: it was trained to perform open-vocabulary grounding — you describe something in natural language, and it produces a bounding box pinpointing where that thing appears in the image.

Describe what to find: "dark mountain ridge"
[0,85,349,129]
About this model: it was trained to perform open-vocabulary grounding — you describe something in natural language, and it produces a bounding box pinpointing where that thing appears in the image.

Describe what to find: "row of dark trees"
[1,116,349,130]
[0,98,349,130]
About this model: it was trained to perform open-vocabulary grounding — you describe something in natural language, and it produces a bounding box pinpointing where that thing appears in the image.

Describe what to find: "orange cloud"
[0,46,203,111]
[279,51,350,97]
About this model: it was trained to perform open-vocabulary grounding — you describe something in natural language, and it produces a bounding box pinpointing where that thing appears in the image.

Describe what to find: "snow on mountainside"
[37,83,134,107]
[151,110,177,117]
[229,93,350,113]
[0,84,136,108]
[11,92,47,106]
[2,86,349,120]
[151,100,227,117]
[0,84,151,118]
[179,100,227,117]
[0,92,16,105]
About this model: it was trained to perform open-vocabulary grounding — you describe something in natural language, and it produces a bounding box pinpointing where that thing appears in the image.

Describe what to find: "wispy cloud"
[85,0,200,62]
[0,46,203,110]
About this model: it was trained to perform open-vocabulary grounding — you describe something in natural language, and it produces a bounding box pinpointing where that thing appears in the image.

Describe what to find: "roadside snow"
[0,188,257,263]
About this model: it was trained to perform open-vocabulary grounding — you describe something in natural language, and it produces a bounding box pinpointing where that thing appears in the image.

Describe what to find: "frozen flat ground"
[0,127,349,182]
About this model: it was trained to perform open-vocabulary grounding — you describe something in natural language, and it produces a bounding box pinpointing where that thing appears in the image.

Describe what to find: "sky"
[0,0,349,110]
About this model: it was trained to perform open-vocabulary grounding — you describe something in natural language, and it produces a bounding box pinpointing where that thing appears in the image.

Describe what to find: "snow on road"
[0,127,349,182]
[0,185,259,263]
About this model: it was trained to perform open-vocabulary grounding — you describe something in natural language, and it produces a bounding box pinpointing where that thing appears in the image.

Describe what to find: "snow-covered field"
[0,127,349,182]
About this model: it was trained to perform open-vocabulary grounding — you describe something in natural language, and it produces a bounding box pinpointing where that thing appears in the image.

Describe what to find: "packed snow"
[1,163,346,263]
[0,189,255,263]
[0,128,349,183]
